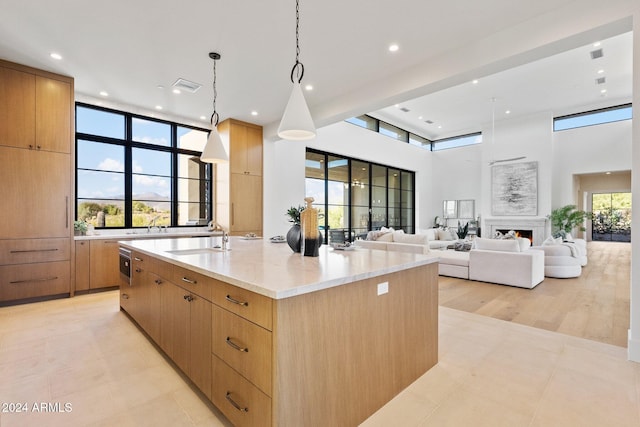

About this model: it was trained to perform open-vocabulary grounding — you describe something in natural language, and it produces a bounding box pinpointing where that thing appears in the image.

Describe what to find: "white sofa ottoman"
[436,250,470,279]
[543,255,582,278]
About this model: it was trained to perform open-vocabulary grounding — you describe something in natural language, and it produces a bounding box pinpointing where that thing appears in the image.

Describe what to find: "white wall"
[553,118,633,205]
[263,122,431,238]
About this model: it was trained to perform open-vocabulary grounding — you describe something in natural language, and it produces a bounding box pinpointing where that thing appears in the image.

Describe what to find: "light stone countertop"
[75,227,222,241]
[119,237,439,300]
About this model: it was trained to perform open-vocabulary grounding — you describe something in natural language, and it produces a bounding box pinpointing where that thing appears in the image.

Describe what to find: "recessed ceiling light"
[388,44,399,52]
[438,125,442,129]
[472,80,479,84]
[155,105,163,110]
[601,89,607,94]
[157,85,164,90]
[305,84,313,91]
[50,53,62,60]
[99,91,109,97]
[418,116,423,120]
[172,89,181,94]
[505,110,511,114]
[200,115,207,120]
[251,111,258,116]
[597,69,605,74]
[394,104,400,108]
[593,41,601,47]
[605,171,612,175]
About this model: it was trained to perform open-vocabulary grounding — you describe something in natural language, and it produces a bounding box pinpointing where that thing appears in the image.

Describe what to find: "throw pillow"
[564,233,574,242]
[474,237,521,252]
[394,233,427,245]
[437,229,452,241]
[421,228,437,241]
[542,236,556,246]
[377,232,394,242]
[517,237,531,251]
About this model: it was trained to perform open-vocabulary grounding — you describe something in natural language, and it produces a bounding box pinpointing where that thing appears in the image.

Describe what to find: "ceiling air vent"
[595,77,606,85]
[590,48,604,60]
[399,107,410,112]
[172,78,202,93]
[424,119,434,124]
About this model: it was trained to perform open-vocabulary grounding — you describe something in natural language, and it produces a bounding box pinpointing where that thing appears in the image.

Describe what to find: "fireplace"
[496,229,533,244]
[484,218,549,246]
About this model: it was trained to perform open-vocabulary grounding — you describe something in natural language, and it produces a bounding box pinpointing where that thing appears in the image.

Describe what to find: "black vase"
[286,224,302,253]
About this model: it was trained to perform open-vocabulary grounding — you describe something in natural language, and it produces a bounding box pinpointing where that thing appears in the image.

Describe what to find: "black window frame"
[75,102,213,229]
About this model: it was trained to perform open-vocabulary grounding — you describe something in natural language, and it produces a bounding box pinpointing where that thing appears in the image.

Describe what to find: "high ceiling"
[0,0,633,139]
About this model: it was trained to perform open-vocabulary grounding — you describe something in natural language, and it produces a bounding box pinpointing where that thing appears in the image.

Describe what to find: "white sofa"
[355,230,430,254]
[467,238,545,289]
[419,228,458,250]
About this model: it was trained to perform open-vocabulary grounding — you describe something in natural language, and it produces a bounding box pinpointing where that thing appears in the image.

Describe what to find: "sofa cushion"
[437,229,456,241]
[377,232,394,242]
[474,237,521,252]
[420,228,438,241]
[517,237,531,251]
[394,233,427,245]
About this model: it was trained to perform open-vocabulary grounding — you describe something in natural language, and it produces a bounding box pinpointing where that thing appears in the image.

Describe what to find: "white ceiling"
[0,0,633,139]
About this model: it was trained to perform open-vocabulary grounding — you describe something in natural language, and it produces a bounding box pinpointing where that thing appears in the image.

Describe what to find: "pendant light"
[277,0,316,140]
[201,52,228,163]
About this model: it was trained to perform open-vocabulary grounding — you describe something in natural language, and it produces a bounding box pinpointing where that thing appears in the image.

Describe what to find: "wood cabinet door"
[161,282,190,374]
[75,241,90,292]
[245,125,263,176]
[89,240,120,289]
[230,173,262,234]
[0,66,35,150]
[36,76,71,154]
[229,122,248,175]
[189,294,212,399]
[0,147,70,238]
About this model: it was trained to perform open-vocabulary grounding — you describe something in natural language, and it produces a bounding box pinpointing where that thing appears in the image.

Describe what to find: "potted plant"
[548,205,590,238]
[456,220,469,239]
[285,205,305,252]
[74,220,88,236]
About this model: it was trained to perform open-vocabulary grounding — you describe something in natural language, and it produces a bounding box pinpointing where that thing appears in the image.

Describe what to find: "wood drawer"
[0,238,70,265]
[169,264,212,301]
[212,281,272,330]
[0,260,70,301]
[211,354,271,427]
[212,305,272,395]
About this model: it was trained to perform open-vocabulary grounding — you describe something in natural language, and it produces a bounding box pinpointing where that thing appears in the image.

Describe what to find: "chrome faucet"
[147,216,162,233]
[221,230,229,251]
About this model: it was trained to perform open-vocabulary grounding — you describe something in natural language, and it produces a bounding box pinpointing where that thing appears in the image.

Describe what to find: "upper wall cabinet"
[226,120,263,176]
[0,63,72,153]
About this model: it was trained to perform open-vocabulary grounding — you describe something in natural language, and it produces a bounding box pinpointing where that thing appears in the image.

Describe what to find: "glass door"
[592,192,631,242]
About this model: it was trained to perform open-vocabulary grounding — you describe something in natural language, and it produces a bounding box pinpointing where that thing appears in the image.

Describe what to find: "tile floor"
[0,291,639,426]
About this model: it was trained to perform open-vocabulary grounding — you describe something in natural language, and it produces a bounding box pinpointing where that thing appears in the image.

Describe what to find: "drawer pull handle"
[10,276,58,284]
[154,279,163,285]
[122,293,130,300]
[225,295,249,307]
[226,337,248,353]
[225,392,248,413]
[183,295,194,302]
[135,268,142,273]
[182,277,197,285]
[134,257,142,261]
[10,248,58,254]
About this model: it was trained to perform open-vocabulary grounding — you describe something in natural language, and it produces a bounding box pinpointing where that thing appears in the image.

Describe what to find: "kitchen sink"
[165,247,229,256]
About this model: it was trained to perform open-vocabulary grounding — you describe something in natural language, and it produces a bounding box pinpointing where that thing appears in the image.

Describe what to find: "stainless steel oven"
[119,247,131,286]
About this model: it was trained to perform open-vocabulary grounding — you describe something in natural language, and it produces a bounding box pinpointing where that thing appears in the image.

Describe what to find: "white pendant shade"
[200,126,228,163]
[278,81,316,140]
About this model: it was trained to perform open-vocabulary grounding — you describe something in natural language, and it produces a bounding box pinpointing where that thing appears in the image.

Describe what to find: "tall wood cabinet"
[215,119,263,236]
[0,59,74,304]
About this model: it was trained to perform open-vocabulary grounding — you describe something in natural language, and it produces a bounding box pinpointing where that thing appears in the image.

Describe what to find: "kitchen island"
[119,236,439,427]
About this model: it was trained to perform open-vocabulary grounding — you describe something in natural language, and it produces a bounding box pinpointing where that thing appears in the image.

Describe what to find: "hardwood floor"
[438,241,630,347]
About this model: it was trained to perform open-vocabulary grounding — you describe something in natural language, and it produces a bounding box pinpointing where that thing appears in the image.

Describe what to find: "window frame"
[75,102,213,229]
[553,103,632,131]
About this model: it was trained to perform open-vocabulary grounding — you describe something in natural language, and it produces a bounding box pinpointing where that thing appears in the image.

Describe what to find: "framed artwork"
[443,200,457,218]
[457,200,475,219]
[491,161,538,216]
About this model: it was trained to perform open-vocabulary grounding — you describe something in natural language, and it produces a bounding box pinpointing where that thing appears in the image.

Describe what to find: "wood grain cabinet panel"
[0,66,35,149]
[0,261,70,301]
[35,76,71,154]
[211,354,271,427]
[211,280,273,330]
[212,305,272,395]
[89,239,120,290]
[74,241,90,292]
[0,238,70,265]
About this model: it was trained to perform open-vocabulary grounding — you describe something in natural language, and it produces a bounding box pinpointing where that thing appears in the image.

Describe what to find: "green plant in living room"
[548,204,590,238]
[286,205,305,225]
[456,220,469,239]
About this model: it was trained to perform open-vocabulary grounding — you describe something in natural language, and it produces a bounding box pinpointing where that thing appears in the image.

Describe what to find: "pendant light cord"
[290,0,305,83]
[211,57,219,127]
